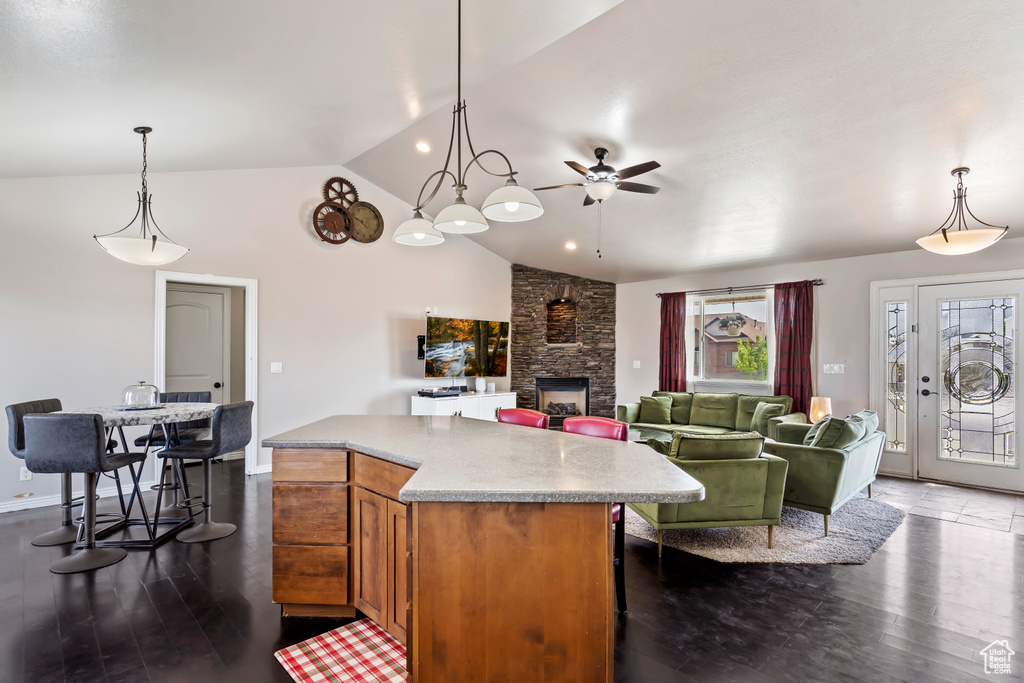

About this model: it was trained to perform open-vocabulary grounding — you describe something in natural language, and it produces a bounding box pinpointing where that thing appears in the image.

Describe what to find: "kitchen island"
[263,415,704,682]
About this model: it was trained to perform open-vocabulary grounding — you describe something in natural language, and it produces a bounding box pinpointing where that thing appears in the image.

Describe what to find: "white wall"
[616,238,1024,472]
[0,164,511,507]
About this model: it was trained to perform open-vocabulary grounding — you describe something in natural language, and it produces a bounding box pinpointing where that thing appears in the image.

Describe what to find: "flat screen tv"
[425,316,509,378]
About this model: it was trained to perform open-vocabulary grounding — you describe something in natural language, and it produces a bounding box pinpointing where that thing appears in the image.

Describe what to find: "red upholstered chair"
[562,416,629,613]
[496,408,550,430]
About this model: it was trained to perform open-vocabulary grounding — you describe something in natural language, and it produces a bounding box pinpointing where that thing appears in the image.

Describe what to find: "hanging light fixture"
[94,127,188,266]
[916,167,1009,256]
[392,0,543,246]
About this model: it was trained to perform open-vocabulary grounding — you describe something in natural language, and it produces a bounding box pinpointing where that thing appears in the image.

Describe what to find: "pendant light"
[916,168,1009,256]
[94,127,188,265]
[392,0,543,246]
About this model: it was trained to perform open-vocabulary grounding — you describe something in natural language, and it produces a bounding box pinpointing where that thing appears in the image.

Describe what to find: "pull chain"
[597,200,602,259]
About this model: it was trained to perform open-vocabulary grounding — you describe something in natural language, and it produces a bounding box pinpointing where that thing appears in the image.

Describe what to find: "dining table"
[56,402,219,548]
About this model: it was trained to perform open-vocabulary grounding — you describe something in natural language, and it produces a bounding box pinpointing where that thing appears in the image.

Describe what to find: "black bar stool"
[5,399,80,547]
[159,401,253,543]
[23,413,147,573]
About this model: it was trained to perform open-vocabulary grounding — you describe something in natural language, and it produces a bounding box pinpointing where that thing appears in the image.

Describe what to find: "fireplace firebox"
[535,377,590,429]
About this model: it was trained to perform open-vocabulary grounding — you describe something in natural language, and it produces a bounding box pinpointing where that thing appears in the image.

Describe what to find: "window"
[885,301,908,452]
[690,291,771,383]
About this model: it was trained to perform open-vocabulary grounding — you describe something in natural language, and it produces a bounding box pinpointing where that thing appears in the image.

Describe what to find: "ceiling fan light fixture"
[585,180,617,202]
[393,211,445,246]
[481,178,544,222]
[434,196,489,234]
[917,167,1009,256]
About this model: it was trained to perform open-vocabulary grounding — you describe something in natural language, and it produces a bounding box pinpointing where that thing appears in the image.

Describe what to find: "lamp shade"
[916,227,1008,256]
[481,180,544,222]
[94,236,189,266]
[585,180,617,202]
[433,196,489,234]
[393,212,444,246]
[808,397,832,423]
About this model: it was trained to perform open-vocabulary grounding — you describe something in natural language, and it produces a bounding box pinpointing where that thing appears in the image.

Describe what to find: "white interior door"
[918,280,1021,491]
[166,285,230,403]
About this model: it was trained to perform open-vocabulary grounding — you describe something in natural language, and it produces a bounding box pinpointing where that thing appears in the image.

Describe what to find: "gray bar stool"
[23,413,147,573]
[6,399,80,547]
[159,401,253,543]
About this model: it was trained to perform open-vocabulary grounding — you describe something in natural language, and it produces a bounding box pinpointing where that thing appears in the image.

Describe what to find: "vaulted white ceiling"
[5,0,1024,283]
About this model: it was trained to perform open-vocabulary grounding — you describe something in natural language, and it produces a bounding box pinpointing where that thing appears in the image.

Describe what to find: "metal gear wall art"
[312,177,384,245]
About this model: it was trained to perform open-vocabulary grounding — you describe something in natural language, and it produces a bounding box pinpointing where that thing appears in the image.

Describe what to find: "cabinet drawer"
[273,484,349,544]
[273,449,349,483]
[353,452,416,501]
[273,544,349,605]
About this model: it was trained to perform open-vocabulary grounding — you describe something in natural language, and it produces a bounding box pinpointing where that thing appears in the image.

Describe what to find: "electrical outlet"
[633,360,641,369]
[270,362,283,374]
[19,466,32,481]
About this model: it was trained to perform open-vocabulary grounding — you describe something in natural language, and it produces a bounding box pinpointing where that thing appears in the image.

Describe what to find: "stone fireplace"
[535,377,591,429]
[510,264,615,422]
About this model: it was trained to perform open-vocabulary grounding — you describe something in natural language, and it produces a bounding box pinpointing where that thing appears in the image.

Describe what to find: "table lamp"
[809,396,832,423]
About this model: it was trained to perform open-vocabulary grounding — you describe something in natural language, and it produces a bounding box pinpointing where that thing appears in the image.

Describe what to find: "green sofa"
[617,391,808,441]
[628,432,788,555]
[763,420,885,536]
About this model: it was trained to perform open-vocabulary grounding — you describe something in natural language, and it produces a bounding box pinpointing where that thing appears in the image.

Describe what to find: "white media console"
[410,391,517,422]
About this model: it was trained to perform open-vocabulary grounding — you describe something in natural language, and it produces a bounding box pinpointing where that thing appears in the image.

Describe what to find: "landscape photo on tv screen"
[424,317,509,378]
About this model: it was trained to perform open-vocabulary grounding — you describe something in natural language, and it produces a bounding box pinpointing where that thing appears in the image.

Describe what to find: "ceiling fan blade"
[614,161,661,180]
[616,181,660,194]
[583,194,596,206]
[534,183,585,191]
[565,161,591,177]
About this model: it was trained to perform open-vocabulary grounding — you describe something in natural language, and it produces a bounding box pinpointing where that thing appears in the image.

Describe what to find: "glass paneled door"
[918,281,1022,491]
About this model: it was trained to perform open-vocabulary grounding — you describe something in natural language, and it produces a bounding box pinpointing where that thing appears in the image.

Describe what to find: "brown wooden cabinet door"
[386,498,409,644]
[353,487,387,624]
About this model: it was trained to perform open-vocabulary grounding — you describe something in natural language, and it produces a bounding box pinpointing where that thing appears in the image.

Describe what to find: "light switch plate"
[633,360,641,369]
[823,364,845,374]
[270,362,283,374]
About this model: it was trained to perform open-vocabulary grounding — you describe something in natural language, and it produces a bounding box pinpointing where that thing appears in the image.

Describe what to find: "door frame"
[870,268,1024,486]
[155,271,260,475]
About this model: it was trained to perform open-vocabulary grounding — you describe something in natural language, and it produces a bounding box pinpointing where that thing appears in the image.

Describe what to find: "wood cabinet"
[352,486,387,623]
[386,498,409,643]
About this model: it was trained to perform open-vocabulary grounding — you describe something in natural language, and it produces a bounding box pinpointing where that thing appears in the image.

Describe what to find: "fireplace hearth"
[535,377,590,429]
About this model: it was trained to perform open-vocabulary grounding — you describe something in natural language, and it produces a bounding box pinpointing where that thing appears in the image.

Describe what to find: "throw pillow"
[802,414,832,445]
[851,409,879,434]
[638,395,672,425]
[673,432,764,460]
[750,401,787,437]
[810,415,868,449]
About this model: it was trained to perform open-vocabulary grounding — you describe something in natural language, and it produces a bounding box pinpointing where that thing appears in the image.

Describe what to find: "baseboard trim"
[0,478,159,515]
[251,464,273,475]
[878,470,914,479]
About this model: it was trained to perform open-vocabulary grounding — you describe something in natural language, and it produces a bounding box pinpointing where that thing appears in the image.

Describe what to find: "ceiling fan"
[534,147,661,205]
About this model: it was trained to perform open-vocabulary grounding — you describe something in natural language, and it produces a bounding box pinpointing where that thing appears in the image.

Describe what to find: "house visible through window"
[691,291,770,382]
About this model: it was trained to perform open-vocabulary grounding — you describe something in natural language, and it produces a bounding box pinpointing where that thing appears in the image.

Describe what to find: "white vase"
[474,377,486,392]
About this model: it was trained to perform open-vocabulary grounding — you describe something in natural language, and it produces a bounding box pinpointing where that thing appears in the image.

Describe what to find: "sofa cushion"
[736,395,793,431]
[690,393,739,430]
[674,424,734,435]
[673,432,765,460]
[810,415,868,449]
[802,415,831,445]
[638,396,672,424]
[652,391,693,424]
[751,401,787,437]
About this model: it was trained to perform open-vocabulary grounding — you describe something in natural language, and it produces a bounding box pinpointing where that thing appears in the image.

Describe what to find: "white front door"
[918,280,1022,491]
[166,285,230,403]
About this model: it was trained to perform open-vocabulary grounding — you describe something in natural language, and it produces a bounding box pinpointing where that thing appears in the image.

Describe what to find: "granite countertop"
[263,415,705,505]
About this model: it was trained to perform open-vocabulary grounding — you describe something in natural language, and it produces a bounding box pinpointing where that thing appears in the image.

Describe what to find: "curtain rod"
[656,278,824,298]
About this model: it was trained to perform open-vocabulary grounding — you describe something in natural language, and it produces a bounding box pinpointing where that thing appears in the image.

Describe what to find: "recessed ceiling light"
[416,142,431,153]
[565,241,577,250]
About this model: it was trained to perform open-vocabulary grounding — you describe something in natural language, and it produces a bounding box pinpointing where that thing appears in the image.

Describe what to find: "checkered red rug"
[274,618,407,683]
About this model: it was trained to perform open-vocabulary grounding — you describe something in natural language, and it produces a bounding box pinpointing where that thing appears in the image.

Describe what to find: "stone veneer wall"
[510,264,616,418]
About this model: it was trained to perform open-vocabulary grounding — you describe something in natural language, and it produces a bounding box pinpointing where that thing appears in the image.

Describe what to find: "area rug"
[274,618,406,683]
[624,495,905,564]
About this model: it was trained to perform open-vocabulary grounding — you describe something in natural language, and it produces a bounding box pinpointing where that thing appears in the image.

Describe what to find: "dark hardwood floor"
[2,461,1022,682]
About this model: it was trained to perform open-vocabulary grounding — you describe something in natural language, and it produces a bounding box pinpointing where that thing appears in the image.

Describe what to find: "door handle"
[214,382,222,389]
[920,389,933,396]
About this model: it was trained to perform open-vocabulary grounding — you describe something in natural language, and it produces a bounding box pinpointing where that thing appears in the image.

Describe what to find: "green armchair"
[763,421,885,535]
[628,432,788,555]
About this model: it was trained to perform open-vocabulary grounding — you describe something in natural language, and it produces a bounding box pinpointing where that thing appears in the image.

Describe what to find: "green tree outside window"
[735,335,768,380]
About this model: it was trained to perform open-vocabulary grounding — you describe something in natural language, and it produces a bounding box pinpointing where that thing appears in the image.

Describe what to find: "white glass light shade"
[433,196,489,234]
[808,397,832,423]
[481,181,544,222]
[916,227,1008,255]
[94,236,189,266]
[585,180,617,202]
[393,213,444,246]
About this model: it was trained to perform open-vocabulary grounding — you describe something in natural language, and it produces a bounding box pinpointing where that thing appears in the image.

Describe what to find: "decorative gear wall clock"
[312,177,384,245]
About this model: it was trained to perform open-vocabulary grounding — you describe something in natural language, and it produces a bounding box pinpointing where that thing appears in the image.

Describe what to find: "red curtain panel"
[658,292,687,392]
[773,280,814,414]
